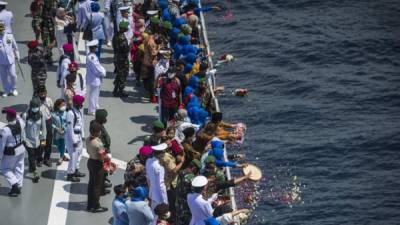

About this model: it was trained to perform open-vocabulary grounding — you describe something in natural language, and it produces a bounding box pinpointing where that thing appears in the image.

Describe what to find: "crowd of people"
[0,0,253,225]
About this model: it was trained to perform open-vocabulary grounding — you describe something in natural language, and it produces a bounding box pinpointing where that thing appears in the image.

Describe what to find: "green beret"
[191,159,202,169]
[181,24,192,35]
[153,120,165,130]
[143,135,151,145]
[162,21,172,30]
[95,109,108,120]
[119,21,129,29]
[205,155,216,164]
[184,173,195,183]
[150,16,160,25]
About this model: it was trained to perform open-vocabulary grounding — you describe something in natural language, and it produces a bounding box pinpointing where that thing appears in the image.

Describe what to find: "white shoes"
[106,41,112,47]
[12,90,18,96]
[2,92,7,97]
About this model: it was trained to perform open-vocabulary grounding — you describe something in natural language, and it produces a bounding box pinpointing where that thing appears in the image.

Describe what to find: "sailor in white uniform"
[86,39,106,115]
[0,21,19,97]
[65,95,86,182]
[76,0,92,31]
[0,108,26,197]
[57,43,73,97]
[187,176,219,225]
[145,143,169,210]
[0,1,13,34]
[103,0,114,46]
[117,6,133,42]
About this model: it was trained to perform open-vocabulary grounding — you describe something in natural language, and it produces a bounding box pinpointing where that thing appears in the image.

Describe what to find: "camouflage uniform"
[28,47,47,94]
[33,0,57,64]
[112,31,129,94]
[175,169,195,225]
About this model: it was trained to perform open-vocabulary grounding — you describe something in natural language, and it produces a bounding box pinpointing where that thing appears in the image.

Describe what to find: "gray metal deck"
[0,1,156,224]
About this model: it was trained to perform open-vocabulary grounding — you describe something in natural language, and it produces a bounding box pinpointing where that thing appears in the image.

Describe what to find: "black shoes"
[104,182,112,188]
[32,171,40,183]
[44,160,52,167]
[66,174,80,182]
[37,161,43,167]
[8,184,19,197]
[88,207,108,213]
[74,169,86,178]
[113,89,129,98]
[101,189,111,196]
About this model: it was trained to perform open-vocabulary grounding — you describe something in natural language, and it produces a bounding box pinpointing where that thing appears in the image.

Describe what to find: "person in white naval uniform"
[77,0,92,31]
[0,108,26,197]
[0,1,13,34]
[65,95,86,182]
[90,2,107,58]
[117,6,133,42]
[86,39,106,115]
[0,22,19,97]
[57,43,73,96]
[187,176,219,225]
[145,143,169,210]
[103,0,115,46]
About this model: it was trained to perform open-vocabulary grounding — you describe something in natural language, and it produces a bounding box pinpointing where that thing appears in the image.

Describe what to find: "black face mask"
[75,105,83,109]
[39,96,46,101]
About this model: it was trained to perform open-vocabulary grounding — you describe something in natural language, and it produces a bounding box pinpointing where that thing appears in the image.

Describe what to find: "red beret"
[27,40,39,49]
[72,95,85,105]
[63,43,73,53]
[2,108,17,118]
[170,139,183,155]
[68,61,79,71]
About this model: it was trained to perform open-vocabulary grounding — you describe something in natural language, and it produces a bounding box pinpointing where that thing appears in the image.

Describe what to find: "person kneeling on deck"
[86,39,106,116]
[65,95,86,182]
[86,122,108,213]
[0,108,26,197]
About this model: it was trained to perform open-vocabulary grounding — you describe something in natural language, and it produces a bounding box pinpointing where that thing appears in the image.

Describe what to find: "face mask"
[31,107,40,113]
[60,106,67,112]
[8,120,16,125]
[75,105,83,109]
[39,96,46,101]
[165,212,171,219]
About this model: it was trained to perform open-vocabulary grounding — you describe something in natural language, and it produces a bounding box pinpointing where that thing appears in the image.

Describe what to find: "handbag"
[82,13,93,41]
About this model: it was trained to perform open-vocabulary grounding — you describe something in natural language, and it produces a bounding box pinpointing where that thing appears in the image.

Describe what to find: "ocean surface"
[204,0,400,224]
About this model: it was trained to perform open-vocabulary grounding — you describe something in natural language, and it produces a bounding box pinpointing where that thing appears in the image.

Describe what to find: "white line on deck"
[46,34,127,225]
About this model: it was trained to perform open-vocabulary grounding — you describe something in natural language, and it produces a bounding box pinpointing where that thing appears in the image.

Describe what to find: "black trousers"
[167,187,177,224]
[161,106,178,127]
[38,118,53,162]
[27,146,40,172]
[87,159,105,209]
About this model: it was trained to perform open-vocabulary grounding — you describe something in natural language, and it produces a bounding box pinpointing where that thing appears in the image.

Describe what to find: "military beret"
[191,159,202,169]
[181,24,192,35]
[149,16,160,25]
[205,155,216,164]
[119,21,129,29]
[95,109,108,120]
[27,40,39,49]
[162,21,172,30]
[153,120,165,130]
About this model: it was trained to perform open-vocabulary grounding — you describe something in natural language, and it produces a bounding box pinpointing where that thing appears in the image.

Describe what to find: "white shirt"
[65,107,84,145]
[154,59,169,81]
[145,157,168,205]
[0,33,18,65]
[187,193,215,225]
[0,9,13,34]
[40,97,54,120]
[57,56,71,85]
[0,117,26,159]
[77,0,92,30]
[73,73,87,96]
[86,52,106,86]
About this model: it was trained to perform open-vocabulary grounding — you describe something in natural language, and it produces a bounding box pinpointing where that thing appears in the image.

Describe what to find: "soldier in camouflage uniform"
[27,40,47,94]
[32,0,57,65]
[112,21,130,97]
[175,159,201,225]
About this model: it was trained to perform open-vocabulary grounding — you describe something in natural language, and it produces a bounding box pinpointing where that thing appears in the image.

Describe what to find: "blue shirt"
[112,198,129,225]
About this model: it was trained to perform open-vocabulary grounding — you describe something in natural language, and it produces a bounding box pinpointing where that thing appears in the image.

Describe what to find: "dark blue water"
[205,0,400,224]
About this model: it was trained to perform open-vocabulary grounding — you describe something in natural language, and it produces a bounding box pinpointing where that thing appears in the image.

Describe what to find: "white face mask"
[8,120,16,125]
[60,106,67,112]
[164,212,171,219]
[31,107,40,113]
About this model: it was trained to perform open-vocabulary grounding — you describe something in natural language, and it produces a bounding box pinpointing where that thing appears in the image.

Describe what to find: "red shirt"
[160,78,181,108]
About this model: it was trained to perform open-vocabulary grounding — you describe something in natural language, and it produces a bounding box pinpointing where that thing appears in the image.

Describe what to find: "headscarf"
[131,186,148,201]
[27,97,42,121]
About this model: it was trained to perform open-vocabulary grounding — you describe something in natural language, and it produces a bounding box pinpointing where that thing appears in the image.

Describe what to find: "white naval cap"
[191,175,208,187]
[0,1,7,5]
[146,10,158,16]
[119,6,130,11]
[151,143,168,151]
[86,39,99,47]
